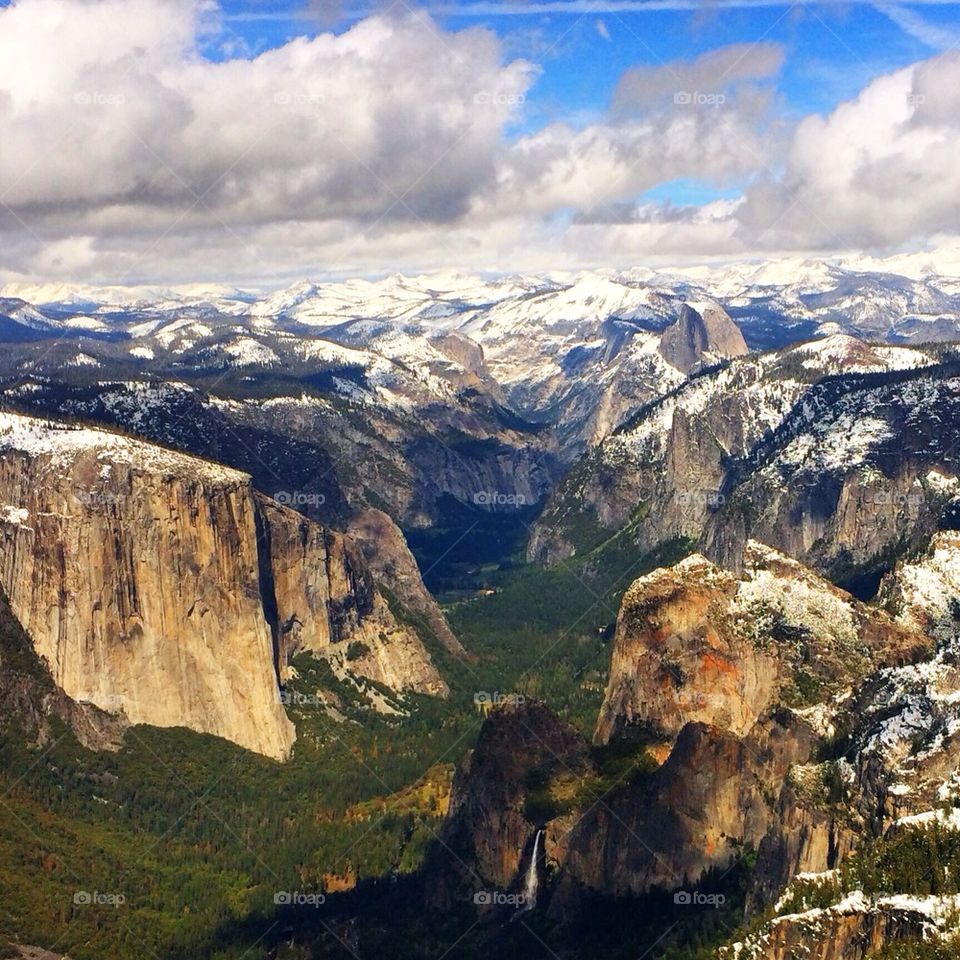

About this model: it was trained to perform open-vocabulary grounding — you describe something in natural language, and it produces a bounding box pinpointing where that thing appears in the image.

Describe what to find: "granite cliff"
[0,411,447,759]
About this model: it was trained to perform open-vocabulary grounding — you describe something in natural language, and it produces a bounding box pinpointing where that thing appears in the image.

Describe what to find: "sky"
[0,0,959,285]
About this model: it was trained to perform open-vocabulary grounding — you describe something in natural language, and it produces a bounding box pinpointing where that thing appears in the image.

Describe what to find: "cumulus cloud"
[611,42,785,117]
[482,106,779,222]
[0,0,958,283]
[0,0,534,233]
[735,51,960,250]
[465,44,785,229]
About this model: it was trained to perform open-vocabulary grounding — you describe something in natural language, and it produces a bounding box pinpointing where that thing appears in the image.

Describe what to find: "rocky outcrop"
[529,343,954,581]
[880,530,960,641]
[430,540,937,908]
[658,302,748,374]
[700,368,960,584]
[725,892,957,960]
[594,544,927,749]
[435,700,592,895]
[346,507,464,657]
[0,412,446,760]
[527,345,812,565]
[261,501,447,696]
[560,714,818,899]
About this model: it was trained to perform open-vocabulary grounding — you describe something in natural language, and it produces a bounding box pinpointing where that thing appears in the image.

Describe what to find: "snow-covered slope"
[528,334,949,565]
[1,256,958,458]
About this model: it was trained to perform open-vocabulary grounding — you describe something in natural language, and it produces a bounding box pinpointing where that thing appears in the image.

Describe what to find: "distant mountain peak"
[657,300,749,373]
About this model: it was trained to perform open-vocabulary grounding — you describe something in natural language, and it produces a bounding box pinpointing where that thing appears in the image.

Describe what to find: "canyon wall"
[0,412,446,759]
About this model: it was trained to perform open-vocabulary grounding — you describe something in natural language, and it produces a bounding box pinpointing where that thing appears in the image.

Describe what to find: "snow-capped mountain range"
[3,255,960,454]
[6,250,960,338]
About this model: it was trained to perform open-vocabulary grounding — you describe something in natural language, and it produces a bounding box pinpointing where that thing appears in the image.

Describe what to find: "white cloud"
[0,0,958,282]
[0,0,534,234]
[735,51,960,251]
[872,2,960,50]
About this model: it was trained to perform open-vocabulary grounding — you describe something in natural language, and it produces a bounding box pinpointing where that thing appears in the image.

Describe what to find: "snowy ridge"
[0,410,247,483]
[888,531,960,641]
[727,882,960,959]
[4,252,960,348]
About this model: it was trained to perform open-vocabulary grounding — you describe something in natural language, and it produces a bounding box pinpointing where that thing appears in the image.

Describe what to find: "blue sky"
[213,0,946,118]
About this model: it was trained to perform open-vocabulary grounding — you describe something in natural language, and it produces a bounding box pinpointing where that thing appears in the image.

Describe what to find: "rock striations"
[0,411,446,759]
[657,301,749,374]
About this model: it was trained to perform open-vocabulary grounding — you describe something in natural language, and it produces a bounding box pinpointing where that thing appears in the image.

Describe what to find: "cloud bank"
[0,0,958,282]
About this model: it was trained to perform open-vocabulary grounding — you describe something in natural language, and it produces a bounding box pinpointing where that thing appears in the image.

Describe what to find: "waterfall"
[521,829,542,911]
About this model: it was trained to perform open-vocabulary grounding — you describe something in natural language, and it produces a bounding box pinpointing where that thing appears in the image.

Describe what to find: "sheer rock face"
[747,784,859,917]
[658,302,748,375]
[594,544,928,750]
[560,716,818,899]
[593,554,775,747]
[0,593,126,753]
[437,701,592,893]
[261,501,447,696]
[0,413,446,759]
[346,507,464,657]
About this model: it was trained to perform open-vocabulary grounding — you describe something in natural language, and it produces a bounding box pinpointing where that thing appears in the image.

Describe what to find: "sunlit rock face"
[0,412,446,759]
[594,543,926,750]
